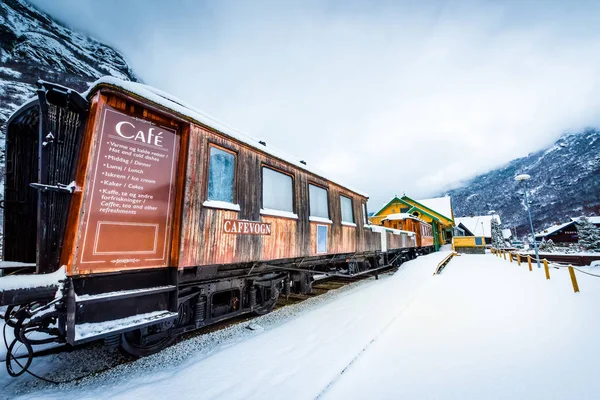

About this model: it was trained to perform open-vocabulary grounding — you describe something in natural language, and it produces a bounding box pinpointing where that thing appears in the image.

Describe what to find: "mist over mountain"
[446,129,600,237]
[0,0,138,136]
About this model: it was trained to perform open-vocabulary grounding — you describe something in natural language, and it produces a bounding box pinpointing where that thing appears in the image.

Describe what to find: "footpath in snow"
[3,250,600,399]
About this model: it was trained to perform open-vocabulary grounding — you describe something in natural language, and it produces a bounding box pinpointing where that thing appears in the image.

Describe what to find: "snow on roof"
[535,220,576,238]
[502,229,512,239]
[571,216,600,225]
[366,225,415,236]
[454,215,501,238]
[382,213,426,223]
[85,77,368,198]
[415,196,453,221]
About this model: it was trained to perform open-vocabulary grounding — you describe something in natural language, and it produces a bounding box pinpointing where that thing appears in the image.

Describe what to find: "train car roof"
[382,213,427,223]
[366,224,415,237]
[6,97,38,126]
[82,77,369,198]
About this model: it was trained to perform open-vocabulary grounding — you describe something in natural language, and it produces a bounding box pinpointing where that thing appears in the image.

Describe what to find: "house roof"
[374,196,404,216]
[401,196,453,224]
[571,216,600,225]
[535,220,576,238]
[456,222,474,236]
[79,77,368,198]
[454,215,501,238]
[502,229,512,239]
[415,196,453,221]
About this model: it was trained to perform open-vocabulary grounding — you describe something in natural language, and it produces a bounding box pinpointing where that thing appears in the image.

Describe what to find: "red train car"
[381,213,434,252]
[1,78,419,370]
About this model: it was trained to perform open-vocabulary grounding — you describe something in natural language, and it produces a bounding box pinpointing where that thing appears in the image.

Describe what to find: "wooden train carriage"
[381,213,434,252]
[1,77,417,360]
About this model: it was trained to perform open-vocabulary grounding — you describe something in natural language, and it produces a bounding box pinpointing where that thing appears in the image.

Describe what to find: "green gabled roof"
[400,195,454,224]
[373,196,412,216]
[406,206,440,222]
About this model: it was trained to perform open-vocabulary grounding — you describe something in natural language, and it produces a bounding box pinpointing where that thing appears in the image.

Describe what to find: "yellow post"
[503,250,506,260]
[543,259,550,280]
[509,253,513,263]
[527,256,532,271]
[517,254,521,266]
[568,266,580,293]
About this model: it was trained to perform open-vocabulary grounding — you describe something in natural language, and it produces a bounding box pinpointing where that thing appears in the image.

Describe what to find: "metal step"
[73,310,178,344]
[76,285,176,304]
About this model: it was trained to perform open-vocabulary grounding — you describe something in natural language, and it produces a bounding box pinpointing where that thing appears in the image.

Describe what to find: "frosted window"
[317,225,328,253]
[340,196,354,223]
[309,184,329,218]
[362,203,368,225]
[208,147,235,203]
[263,167,293,212]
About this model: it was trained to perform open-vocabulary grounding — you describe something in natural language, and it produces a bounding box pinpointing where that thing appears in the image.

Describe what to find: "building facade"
[371,195,455,250]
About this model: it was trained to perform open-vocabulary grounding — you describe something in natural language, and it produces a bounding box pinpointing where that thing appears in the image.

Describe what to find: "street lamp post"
[515,174,541,268]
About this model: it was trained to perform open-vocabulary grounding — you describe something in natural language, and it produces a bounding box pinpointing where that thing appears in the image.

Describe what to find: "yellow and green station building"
[371,195,455,251]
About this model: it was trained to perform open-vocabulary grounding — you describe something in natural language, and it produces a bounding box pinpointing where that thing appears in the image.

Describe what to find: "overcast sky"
[30,0,600,210]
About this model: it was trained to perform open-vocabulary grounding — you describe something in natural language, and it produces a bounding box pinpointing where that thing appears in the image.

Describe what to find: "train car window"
[317,225,328,253]
[309,184,329,219]
[340,195,354,224]
[362,203,368,225]
[262,167,293,212]
[208,146,236,203]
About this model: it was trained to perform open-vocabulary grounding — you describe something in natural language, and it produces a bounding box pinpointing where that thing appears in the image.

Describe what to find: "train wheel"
[253,287,279,316]
[121,325,176,357]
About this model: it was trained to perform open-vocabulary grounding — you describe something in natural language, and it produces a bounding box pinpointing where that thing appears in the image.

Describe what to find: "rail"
[433,252,457,276]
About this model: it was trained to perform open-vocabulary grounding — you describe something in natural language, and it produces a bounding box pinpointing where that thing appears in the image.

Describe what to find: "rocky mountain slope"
[446,129,600,236]
[0,0,138,136]
[0,0,138,244]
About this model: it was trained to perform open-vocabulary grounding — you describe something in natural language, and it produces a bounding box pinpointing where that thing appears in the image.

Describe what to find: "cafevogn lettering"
[79,106,178,269]
[223,220,272,235]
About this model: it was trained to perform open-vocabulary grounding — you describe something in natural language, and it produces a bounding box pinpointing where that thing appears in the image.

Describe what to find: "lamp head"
[515,174,531,182]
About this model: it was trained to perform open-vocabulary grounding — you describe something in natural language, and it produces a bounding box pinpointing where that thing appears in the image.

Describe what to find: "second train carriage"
[381,213,435,252]
[1,77,423,365]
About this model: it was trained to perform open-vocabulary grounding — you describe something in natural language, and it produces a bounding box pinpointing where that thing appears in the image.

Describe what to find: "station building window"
[309,184,329,219]
[340,195,354,224]
[262,167,294,212]
[207,146,235,203]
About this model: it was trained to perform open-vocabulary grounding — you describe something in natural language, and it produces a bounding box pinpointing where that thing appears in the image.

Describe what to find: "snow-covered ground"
[2,250,599,399]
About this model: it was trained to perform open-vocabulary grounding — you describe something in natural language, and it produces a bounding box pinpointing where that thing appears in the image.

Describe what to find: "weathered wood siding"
[177,122,395,267]
[63,87,412,275]
[65,92,187,275]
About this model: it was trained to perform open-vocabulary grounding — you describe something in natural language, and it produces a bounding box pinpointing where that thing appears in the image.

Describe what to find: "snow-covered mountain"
[0,0,138,135]
[447,129,600,236]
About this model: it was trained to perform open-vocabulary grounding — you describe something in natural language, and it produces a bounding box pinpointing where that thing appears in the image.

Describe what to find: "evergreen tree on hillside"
[576,217,600,252]
[490,217,504,248]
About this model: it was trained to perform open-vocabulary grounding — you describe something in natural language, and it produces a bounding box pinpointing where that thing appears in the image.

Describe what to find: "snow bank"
[322,254,600,399]
[5,252,447,399]
[6,252,600,399]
